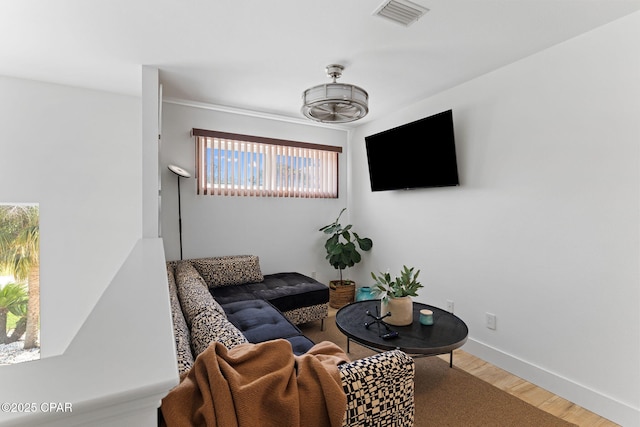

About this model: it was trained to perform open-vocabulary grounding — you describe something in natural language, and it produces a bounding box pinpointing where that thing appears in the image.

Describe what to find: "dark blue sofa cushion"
[286,335,317,356]
[210,272,328,313]
[222,299,314,354]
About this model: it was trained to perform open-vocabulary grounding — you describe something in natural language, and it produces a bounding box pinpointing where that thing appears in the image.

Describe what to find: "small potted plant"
[370,265,423,326]
[319,208,373,308]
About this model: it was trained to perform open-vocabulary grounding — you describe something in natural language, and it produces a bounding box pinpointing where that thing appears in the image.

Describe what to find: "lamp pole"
[168,165,191,260]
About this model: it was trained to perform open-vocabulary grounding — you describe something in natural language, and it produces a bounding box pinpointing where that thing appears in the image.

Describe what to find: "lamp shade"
[168,164,191,178]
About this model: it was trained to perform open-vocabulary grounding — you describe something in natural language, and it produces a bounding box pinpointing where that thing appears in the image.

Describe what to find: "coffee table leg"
[347,337,351,353]
[450,351,453,368]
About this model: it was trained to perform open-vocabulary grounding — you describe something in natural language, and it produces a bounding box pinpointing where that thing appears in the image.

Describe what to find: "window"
[193,129,342,198]
[0,203,40,364]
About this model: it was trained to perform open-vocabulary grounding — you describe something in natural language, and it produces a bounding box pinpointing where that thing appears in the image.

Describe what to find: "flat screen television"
[365,109,459,191]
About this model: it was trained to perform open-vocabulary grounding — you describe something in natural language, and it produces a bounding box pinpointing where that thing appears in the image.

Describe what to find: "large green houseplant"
[319,208,373,307]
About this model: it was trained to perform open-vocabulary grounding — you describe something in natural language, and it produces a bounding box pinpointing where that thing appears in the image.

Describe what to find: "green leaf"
[340,252,353,267]
[356,237,373,251]
[328,245,342,256]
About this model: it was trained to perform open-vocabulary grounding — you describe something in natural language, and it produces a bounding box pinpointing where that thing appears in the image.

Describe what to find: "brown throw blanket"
[161,339,350,427]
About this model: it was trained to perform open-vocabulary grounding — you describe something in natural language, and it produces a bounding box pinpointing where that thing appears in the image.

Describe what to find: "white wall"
[349,12,640,425]
[0,76,142,357]
[160,102,350,282]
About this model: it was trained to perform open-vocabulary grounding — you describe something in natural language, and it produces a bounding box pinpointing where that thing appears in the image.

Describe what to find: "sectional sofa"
[165,255,415,426]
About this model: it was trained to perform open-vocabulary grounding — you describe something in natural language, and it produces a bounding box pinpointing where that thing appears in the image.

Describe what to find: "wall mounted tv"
[365,109,459,191]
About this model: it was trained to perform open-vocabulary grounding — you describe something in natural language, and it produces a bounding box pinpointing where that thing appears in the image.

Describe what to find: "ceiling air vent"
[373,0,429,27]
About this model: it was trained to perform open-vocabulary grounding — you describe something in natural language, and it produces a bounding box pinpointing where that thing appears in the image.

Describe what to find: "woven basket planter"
[329,280,355,309]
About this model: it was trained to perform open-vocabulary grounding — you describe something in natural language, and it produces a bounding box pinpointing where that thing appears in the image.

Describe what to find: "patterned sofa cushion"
[174,260,226,324]
[167,263,194,376]
[190,308,249,356]
[191,255,264,288]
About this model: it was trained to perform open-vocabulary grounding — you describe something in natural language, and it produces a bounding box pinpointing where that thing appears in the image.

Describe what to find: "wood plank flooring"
[437,350,619,426]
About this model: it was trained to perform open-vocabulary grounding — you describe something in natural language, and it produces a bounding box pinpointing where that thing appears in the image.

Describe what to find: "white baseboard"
[462,339,639,427]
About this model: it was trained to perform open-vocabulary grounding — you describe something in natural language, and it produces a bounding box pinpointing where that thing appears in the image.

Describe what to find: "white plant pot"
[381,296,413,326]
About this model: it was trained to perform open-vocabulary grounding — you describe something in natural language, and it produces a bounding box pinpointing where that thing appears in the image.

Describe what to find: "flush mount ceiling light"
[301,64,369,124]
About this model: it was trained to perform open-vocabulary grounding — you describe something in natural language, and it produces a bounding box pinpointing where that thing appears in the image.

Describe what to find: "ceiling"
[2,0,640,127]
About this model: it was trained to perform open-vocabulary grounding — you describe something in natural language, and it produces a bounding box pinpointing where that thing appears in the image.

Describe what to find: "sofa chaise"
[164,255,415,426]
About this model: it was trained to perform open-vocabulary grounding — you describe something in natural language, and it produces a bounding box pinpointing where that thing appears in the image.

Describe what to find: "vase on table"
[381,296,413,326]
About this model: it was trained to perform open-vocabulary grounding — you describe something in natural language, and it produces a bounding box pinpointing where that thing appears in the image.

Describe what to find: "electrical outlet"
[446,300,454,313]
[486,312,497,330]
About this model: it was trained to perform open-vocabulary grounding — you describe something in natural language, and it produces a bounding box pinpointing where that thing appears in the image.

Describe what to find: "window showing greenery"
[193,129,342,198]
[0,203,40,364]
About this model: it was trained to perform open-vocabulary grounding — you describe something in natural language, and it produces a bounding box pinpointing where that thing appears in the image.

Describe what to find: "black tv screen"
[365,109,459,191]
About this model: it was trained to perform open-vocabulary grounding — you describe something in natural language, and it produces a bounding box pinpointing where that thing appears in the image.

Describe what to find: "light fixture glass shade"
[301,65,369,123]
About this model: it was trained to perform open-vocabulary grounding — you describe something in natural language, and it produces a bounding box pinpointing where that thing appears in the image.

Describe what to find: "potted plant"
[319,208,373,308]
[370,265,423,326]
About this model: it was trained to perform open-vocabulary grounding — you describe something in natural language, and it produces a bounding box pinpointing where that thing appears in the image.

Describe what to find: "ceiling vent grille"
[373,0,429,27]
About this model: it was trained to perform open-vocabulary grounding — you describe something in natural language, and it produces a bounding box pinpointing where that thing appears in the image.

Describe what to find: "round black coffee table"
[335,300,468,367]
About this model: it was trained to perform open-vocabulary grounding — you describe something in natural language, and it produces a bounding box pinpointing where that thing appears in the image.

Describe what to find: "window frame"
[192,128,343,198]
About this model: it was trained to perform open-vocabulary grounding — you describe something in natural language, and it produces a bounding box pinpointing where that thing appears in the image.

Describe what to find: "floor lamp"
[168,164,191,260]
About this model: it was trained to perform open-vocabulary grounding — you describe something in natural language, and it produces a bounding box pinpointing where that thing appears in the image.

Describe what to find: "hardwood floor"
[437,350,619,426]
